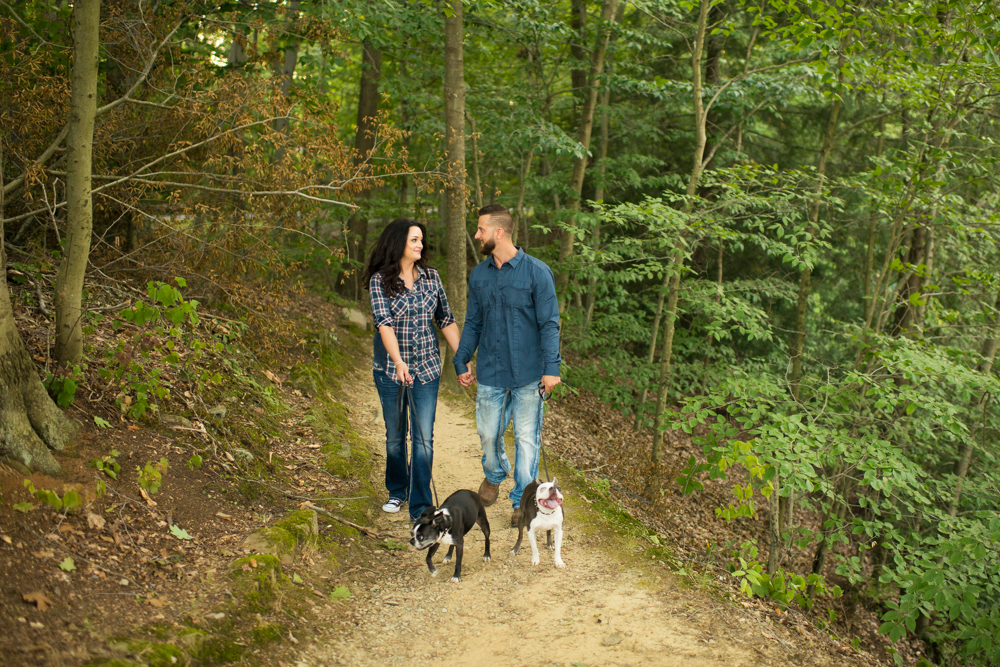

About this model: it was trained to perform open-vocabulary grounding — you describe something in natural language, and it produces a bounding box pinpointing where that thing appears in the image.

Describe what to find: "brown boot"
[510,508,521,528]
[478,478,500,507]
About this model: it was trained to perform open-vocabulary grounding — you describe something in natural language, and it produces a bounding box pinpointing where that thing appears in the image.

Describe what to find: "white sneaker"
[382,498,404,513]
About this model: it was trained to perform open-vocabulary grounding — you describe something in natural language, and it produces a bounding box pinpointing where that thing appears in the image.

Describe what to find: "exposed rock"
[161,414,192,429]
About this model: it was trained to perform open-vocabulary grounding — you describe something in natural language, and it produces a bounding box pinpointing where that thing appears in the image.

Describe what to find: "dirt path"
[295,378,793,667]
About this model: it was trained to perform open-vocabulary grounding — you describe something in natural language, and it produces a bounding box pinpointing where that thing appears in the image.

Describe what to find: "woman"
[364,218,461,521]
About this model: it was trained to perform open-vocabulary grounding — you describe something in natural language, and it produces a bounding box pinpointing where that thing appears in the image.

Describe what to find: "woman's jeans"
[373,369,438,521]
[476,382,544,509]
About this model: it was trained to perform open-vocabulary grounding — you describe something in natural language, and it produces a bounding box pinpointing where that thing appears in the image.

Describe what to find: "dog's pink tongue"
[541,498,561,509]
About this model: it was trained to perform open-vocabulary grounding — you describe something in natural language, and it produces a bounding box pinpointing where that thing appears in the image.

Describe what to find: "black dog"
[410,490,491,582]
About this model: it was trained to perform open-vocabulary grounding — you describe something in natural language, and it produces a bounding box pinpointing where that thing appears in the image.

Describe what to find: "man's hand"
[458,371,476,387]
[540,375,560,394]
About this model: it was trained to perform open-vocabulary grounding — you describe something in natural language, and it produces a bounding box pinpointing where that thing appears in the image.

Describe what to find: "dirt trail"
[296,377,786,667]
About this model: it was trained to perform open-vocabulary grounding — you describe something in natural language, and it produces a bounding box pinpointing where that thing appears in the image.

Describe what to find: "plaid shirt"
[369,267,455,383]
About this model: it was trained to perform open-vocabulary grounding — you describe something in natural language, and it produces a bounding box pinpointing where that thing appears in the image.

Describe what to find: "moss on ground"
[230,554,286,613]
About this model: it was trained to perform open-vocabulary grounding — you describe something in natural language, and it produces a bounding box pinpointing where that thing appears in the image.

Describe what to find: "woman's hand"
[395,361,413,385]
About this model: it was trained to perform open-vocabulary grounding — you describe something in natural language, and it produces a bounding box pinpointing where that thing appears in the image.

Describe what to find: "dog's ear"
[551,477,558,485]
[416,507,436,524]
[432,509,450,528]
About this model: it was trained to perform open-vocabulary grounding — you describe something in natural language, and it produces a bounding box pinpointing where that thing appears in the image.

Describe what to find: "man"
[455,204,562,527]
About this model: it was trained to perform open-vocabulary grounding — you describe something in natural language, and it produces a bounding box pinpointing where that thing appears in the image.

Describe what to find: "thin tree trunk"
[767,473,781,574]
[861,115,887,324]
[467,111,484,259]
[270,0,301,166]
[343,40,383,300]
[515,147,535,249]
[569,0,588,121]
[442,0,467,393]
[53,0,101,365]
[634,272,669,431]
[789,57,845,400]
[584,85,612,328]
[556,0,619,296]
[650,0,710,463]
[1,143,76,475]
[949,291,1000,516]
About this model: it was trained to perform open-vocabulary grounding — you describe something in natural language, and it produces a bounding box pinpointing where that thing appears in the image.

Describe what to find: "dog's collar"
[536,502,559,515]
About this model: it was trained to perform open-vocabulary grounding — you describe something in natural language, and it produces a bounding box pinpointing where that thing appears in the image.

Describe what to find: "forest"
[2,0,1000,664]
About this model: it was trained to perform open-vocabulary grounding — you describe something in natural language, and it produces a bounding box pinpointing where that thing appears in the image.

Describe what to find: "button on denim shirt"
[454,248,561,388]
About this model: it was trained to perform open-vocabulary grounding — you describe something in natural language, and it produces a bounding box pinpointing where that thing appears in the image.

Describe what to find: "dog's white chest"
[530,507,563,531]
[438,532,455,546]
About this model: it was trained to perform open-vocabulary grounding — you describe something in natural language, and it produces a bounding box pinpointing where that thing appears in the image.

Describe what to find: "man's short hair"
[478,204,515,236]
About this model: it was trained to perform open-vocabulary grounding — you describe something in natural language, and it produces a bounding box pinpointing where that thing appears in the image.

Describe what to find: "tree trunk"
[514,147,535,249]
[949,291,1000,516]
[569,0,588,120]
[584,85,612,328]
[556,0,618,296]
[1,144,76,475]
[767,473,781,574]
[442,0,467,393]
[633,271,669,430]
[270,0,301,165]
[861,114,887,325]
[788,59,845,400]
[650,0,710,463]
[53,0,101,366]
[342,40,383,300]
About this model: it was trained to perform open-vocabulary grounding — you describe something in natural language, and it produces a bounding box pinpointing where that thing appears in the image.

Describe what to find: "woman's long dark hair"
[363,218,429,298]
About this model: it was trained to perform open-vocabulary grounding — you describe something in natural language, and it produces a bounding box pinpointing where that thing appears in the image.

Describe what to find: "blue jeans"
[373,370,439,520]
[477,382,544,509]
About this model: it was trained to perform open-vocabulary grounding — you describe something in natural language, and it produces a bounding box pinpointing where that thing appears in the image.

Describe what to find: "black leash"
[537,383,551,482]
[397,380,439,508]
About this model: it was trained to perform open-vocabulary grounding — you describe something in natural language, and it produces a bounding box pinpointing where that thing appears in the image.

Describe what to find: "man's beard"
[479,237,496,256]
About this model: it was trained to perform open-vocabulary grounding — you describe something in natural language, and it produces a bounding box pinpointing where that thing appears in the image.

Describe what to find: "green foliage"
[96,279,225,419]
[137,459,169,495]
[186,454,203,470]
[22,480,80,512]
[729,540,836,608]
[90,449,121,480]
[59,557,76,572]
[44,364,84,408]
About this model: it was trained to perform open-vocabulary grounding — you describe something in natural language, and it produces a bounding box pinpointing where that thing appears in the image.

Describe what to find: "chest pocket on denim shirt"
[470,280,493,308]
[502,280,532,309]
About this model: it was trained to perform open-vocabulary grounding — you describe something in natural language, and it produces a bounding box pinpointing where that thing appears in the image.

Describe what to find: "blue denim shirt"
[454,248,561,388]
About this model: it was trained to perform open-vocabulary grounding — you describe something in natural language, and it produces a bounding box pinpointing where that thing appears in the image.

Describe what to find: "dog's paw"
[509,548,518,557]
[442,555,452,564]
[555,559,567,569]
[531,558,540,566]
[450,576,461,583]
[483,556,491,563]
[430,568,438,577]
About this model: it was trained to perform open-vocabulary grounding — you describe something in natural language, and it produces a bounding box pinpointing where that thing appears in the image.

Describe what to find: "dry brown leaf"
[147,598,169,608]
[264,369,281,384]
[215,513,232,521]
[31,550,55,559]
[127,425,140,431]
[1,535,11,545]
[139,488,158,507]
[87,512,107,530]
[22,592,53,612]
[249,558,258,569]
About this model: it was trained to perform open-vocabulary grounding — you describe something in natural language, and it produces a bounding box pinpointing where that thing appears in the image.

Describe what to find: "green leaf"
[293,573,304,584]
[330,586,351,600]
[13,501,34,513]
[169,525,193,540]
[62,490,81,511]
[94,416,113,429]
[59,557,76,571]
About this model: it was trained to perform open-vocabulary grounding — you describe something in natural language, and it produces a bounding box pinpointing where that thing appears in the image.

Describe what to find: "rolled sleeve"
[454,277,483,376]
[533,264,562,376]
[369,274,394,329]
[432,271,456,329]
